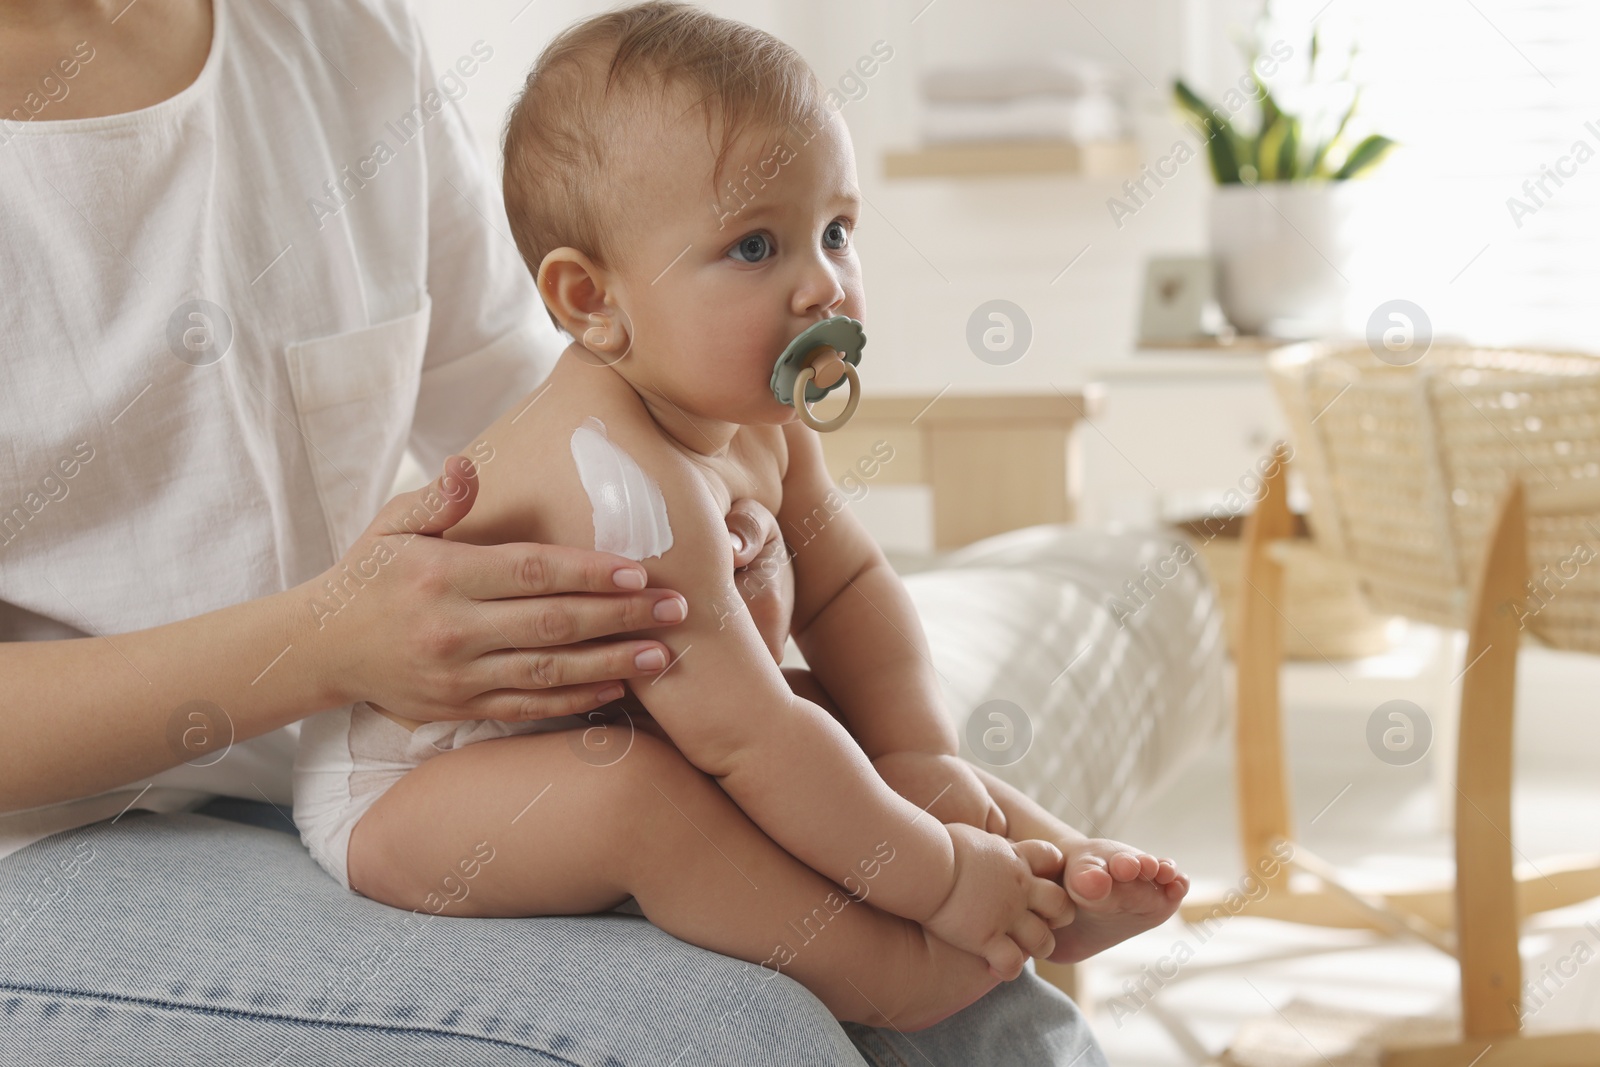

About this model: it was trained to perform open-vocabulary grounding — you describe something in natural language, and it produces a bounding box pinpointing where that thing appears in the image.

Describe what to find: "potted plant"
[1174,12,1395,337]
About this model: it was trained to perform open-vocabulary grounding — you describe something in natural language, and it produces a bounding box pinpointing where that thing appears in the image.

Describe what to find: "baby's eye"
[822,221,850,251]
[728,233,773,263]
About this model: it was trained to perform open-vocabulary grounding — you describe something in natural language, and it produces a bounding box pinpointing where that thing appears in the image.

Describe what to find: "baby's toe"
[1068,855,1114,902]
[1106,851,1144,881]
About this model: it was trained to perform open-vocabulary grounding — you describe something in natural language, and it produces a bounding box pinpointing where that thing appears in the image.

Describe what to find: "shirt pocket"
[285,298,432,560]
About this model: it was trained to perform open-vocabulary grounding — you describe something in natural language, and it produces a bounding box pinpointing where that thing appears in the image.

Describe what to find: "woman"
[0,0,1109,1063]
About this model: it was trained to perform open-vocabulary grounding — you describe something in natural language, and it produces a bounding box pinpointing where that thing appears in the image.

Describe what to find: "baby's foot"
[1045,839,1188,964]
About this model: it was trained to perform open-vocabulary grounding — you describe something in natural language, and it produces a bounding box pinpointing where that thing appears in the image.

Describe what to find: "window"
[1291,0,1600,350]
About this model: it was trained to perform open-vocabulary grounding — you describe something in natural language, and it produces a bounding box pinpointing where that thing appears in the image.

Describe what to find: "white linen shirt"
[0,0,561,860]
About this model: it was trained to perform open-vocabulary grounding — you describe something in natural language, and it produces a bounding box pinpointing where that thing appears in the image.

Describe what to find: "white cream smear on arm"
[569,416,674,560]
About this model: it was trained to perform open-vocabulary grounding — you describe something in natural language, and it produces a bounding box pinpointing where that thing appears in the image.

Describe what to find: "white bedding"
[893,524,1228,838]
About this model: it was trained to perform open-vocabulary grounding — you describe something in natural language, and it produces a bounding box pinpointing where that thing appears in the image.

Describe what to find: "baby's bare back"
[447,347,786,566]
[371,346,792,734]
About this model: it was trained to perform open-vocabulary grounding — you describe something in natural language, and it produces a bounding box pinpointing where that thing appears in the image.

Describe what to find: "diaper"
[293,702,589,890]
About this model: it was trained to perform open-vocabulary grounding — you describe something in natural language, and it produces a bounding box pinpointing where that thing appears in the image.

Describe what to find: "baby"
[295,2,1187,1030]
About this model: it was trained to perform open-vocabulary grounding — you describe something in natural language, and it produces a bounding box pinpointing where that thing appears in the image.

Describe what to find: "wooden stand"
[1183,451,1600,1065]
[817,392,1099,550]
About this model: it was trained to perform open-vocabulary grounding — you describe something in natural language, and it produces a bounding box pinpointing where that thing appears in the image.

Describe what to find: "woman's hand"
[301,455,689,722]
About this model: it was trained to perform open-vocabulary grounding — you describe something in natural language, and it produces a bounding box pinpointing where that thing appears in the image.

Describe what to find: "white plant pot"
[1209,182,1366,337]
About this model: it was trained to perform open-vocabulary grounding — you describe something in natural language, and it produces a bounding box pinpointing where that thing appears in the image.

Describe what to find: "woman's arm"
[0,457,684,814]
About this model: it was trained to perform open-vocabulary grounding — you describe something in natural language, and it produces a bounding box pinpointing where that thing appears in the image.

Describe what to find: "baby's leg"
[785,668,1186,962]
[348,718,994,1030]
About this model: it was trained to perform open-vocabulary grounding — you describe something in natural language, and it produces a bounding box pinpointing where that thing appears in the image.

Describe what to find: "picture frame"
[1137,256,1226,345]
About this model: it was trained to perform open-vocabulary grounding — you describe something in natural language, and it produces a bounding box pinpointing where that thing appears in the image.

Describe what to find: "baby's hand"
[922,824,1071,980]
[873,751,1006,835]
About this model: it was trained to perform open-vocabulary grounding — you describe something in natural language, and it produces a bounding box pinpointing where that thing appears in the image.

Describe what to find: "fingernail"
[596,684,625,704]
[652,597,686,623]
[613,567,647,589]
[634,647,668,671]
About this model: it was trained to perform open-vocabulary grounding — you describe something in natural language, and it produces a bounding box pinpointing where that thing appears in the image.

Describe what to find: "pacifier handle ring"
[793,360,860,432]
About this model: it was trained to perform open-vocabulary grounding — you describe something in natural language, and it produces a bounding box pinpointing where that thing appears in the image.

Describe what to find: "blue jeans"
[0,801,1108,1065]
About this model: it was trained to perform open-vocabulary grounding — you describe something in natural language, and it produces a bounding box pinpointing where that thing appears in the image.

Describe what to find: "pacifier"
[768,316,865,433]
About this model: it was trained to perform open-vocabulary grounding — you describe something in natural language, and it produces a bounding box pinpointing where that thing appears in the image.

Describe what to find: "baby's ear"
[536,247,615,341]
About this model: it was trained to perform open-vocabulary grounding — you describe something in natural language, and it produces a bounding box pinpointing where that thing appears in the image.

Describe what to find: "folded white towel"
[920,94,1127,145]
[920,55,1126,104]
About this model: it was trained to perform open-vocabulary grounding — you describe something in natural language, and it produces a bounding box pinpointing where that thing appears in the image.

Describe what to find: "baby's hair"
[502,1,825,285]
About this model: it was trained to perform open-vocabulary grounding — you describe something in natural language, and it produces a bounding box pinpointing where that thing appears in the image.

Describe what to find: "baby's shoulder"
[457,349,764,552]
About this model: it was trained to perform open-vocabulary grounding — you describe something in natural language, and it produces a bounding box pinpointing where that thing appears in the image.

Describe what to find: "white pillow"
[899,524,1228,838]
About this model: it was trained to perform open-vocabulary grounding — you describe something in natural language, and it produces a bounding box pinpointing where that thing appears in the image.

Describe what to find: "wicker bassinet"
[1269,342,1600,654]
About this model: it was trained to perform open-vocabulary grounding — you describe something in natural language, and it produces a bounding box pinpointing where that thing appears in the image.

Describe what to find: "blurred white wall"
[411,0,1211,395]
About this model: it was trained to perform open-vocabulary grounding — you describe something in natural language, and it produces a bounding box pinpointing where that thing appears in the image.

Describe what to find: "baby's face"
[603,101,864,430]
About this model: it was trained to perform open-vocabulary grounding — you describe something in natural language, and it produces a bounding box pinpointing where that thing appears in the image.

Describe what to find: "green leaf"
[1256,114,1286,181]
[1278,114,1302,179]
[1250,75,1285,180]
[1172,79,1218,127]
[1211,128,1244,184]
[1310,90,1361,177]
[1171,12,1393,186]
[1173,79,1244,183]
[1333,133,1396,179]
[1253,71,1282,133]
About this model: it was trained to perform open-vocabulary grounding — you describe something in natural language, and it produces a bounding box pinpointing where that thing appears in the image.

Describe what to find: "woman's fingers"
[459,683,627,723]
[328,456,691,724]
[471,591,685,653]
[468,640,673,696]
[445,540,657,600]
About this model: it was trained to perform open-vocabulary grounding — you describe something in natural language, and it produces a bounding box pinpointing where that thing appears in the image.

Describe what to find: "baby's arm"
[777,424,974,765]
[607,426,1063,975]
[778,427,1009,833]
[773,428,1189,960]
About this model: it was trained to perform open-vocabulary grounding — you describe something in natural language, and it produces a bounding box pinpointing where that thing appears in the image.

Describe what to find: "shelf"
[1090,352,1288,380]
[882,139,1139,180]
[838,392,1102,424]
[1138,334,1292,352]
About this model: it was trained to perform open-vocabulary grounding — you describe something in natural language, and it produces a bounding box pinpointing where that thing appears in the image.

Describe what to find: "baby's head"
[503,2,863,429]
